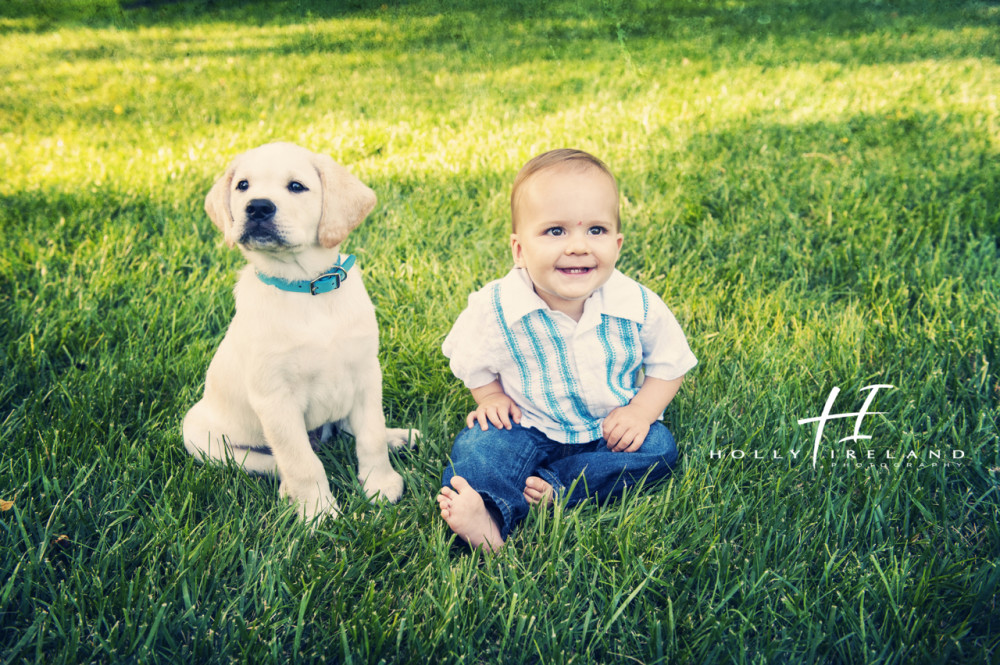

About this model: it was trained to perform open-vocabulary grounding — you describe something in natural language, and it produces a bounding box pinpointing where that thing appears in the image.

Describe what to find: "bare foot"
[523,476,554,506]
[437,476,504,552]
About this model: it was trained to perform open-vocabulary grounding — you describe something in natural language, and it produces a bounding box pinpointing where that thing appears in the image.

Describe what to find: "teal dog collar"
[256,254,356,295]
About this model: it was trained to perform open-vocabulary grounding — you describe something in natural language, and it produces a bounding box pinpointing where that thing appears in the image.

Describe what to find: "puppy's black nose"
[246,198,276,220]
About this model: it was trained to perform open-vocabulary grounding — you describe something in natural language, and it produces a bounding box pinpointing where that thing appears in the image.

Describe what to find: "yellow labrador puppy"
[183,142,416,521]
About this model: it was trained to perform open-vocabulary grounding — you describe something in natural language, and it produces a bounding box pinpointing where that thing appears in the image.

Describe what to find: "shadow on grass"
[3,0,998,67]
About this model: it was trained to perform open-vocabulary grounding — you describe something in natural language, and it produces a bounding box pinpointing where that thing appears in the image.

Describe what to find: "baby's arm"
[467,380,523,431]
[603,376,684,452]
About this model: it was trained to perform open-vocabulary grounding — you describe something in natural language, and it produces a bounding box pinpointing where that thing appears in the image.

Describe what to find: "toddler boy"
[437,149,697,551]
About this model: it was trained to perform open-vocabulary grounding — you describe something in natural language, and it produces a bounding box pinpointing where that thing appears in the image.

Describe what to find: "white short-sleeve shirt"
[443,267,697,443]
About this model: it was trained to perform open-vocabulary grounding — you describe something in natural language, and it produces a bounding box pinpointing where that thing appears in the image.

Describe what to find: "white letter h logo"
[797,384,895,467]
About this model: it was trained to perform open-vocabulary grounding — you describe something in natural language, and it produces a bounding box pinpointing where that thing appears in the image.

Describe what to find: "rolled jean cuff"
[480,491,515,538]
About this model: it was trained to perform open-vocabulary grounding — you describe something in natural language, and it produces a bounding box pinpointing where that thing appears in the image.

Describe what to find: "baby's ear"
[313,153,377,248]
[511,233,526,267]
[204,162,236,247]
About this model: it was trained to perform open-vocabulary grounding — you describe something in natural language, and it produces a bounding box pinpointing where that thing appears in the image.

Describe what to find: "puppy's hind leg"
[182,401,278,475]
[308,422,335,447]
[386,428,420,450]
[339,416,419,451]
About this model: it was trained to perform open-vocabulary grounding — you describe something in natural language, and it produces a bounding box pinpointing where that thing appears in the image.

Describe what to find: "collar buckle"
[309,266,348,295]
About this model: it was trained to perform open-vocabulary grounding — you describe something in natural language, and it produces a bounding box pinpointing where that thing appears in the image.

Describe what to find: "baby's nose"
[566,231,590,253]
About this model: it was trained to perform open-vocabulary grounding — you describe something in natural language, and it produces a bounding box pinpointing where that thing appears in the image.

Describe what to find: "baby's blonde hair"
[510,149,620,231]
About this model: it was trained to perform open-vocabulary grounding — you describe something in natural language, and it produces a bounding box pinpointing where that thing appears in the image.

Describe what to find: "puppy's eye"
[288,181,308,193]
[236,180,249,191]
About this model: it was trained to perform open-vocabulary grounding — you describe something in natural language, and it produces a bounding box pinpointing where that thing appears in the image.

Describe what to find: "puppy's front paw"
[360,468,405,503]
[280,480,339,521]
[387,428,420,450]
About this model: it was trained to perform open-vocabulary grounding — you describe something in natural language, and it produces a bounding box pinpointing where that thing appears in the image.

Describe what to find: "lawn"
[1,0,999,662]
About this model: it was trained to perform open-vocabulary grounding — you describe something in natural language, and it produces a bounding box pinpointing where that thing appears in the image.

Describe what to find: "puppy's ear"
[313,153,377,248]
[204,164,236,247]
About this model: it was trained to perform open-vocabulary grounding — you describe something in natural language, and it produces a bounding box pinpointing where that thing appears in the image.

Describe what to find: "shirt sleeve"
[442,287,501,390]
[639,289,698,381]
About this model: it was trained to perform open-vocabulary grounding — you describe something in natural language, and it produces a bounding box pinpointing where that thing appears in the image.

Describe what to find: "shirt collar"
[497,267,646,328]
[499,268,548,322]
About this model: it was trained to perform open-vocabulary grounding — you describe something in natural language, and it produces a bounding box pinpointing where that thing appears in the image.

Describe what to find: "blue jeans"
[441,422,678,539]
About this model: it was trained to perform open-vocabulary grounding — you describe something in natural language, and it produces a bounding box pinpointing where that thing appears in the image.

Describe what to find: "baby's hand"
[467,392,523,431]
[602,405,651,452]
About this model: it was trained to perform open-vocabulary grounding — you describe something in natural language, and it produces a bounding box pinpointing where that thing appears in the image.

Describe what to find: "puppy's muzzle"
[239,198,284,246]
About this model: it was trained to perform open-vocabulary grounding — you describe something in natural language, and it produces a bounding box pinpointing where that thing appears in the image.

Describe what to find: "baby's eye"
[588,225,609,235]
[544,227,565,237]
[236,180,249,191]
[288,181,308,193]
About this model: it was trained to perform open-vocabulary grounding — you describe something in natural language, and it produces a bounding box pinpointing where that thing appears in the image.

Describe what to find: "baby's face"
[511,166,623,320]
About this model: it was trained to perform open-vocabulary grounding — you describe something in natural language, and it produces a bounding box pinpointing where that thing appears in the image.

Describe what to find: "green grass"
[2,0,999,662]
